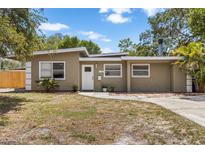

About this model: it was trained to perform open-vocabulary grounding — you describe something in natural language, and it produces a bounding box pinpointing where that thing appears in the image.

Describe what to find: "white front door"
[82,65,94,90]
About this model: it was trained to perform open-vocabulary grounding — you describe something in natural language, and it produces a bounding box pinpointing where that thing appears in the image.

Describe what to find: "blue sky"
[40,8,161,53]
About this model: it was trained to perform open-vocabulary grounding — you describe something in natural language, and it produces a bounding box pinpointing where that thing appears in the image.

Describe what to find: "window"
[132,64,150,77]
[39,61,65,80]
[104,64,122,77]
[40,62,52,78]
[84,67,91,72]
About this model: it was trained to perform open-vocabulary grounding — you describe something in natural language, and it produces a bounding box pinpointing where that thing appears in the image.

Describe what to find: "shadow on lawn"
[0,95,27,126]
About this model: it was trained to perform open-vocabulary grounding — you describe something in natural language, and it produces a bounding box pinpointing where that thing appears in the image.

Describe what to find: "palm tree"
[172,42,205,92]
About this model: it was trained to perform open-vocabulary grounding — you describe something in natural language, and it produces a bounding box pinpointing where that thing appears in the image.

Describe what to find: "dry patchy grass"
[0,92,205,144]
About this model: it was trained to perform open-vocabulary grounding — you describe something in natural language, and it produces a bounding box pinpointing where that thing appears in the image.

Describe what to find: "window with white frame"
[39,61,65,80]
[104,64,122,77]
[132,64,150,77]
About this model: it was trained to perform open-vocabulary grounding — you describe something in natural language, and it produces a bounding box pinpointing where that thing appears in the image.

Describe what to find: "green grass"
[71,132,96,143]
[0,92,205,144]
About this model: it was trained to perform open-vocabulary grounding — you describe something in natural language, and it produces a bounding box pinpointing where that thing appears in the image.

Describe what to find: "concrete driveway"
[79,92,205,127]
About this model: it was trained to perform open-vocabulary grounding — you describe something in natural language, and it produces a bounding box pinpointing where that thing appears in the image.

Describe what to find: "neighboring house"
[22,47,192,92]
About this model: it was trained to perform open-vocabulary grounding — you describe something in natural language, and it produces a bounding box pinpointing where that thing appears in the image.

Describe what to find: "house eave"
[121,56,184,61]
[33,47,89,56]
[89,52,128,57]
[79,57,122,61]
[6,47,89,59]
[79,56,183,62]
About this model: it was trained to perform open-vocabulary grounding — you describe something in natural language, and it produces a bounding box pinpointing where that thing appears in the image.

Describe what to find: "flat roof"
[121,56,183,61]
[7,47,89,58]
[32,47,89,56]
[89,52,128,57]
[79,57,122,61]
[79,56,183,61]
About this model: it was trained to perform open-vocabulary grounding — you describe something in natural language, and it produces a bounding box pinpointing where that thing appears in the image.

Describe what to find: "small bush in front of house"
[36,78,59,92]
[102,85,108,92]
[72,85,78,92]
[108,86,115,92]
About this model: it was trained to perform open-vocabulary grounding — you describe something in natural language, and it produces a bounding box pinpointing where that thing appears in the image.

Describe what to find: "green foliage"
[147,9,193,52]
[118,38,158,56]
[0,59,23,70]
[119,9,205,56]
[118,38,134,53]
[108,86,115,92]
[59,35,80,48]
[0,9,46,61]
[188,9,205,40]
[43,34,101,54]
[195,67,205,92]
[72,85,78,92]
[172,42,205,92]
[37,78,59,92]
[79,40,101,54]
[44,33,63,50]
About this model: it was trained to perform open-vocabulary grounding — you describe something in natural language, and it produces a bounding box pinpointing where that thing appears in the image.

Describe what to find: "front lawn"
[0,92,205,144]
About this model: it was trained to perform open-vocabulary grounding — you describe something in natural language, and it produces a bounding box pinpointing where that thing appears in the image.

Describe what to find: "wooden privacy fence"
[0,70,25,88]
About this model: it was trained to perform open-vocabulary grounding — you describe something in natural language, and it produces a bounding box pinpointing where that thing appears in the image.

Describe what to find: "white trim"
[122,56,183,61]
[79,56,183,62]
[81,64,94,90]
[25,62,31,91]
[89,52,128,57]
[186,74,192,92]
[26,73,31,79]
[103,64,122,78]
[79,57,122,61]
[132,64,150,78]
[39,61,66,80]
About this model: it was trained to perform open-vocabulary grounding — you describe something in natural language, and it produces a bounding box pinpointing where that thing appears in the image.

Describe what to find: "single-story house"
[23,47,192,92]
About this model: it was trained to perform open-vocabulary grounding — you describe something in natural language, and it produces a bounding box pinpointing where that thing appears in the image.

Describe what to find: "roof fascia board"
[121,56,183,61]
[79,57,122,61]
[89,52,128,57]
[33,47,89,56]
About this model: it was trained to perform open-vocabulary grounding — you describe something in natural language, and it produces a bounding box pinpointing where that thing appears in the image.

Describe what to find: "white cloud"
[101,38,112,42]
[99,8,131,14]
[107,13,130,24]
[80,31,102,40]
[99,8,109,13]
[112,8,131,14]
[79,31,111,42]
[142,8,163,17]
[39,22,69,31]
[101,47,116,53]
[99,8,132,24]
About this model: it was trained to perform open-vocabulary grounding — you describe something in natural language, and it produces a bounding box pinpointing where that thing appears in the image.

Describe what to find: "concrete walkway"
[0,88,15,93]
[79,92,205,127]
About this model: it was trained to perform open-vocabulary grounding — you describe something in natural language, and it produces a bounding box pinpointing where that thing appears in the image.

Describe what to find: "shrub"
[36,78,59,92]
[72,85,78,92]
[101,85,107,89]
[108,86,115,92]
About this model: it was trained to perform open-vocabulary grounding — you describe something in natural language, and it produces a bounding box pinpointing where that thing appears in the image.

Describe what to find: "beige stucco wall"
[31,52,80,91]
[130,62,172,92]
[80,61,127,91]
[31,52,187,92]
[171,64,187,92]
